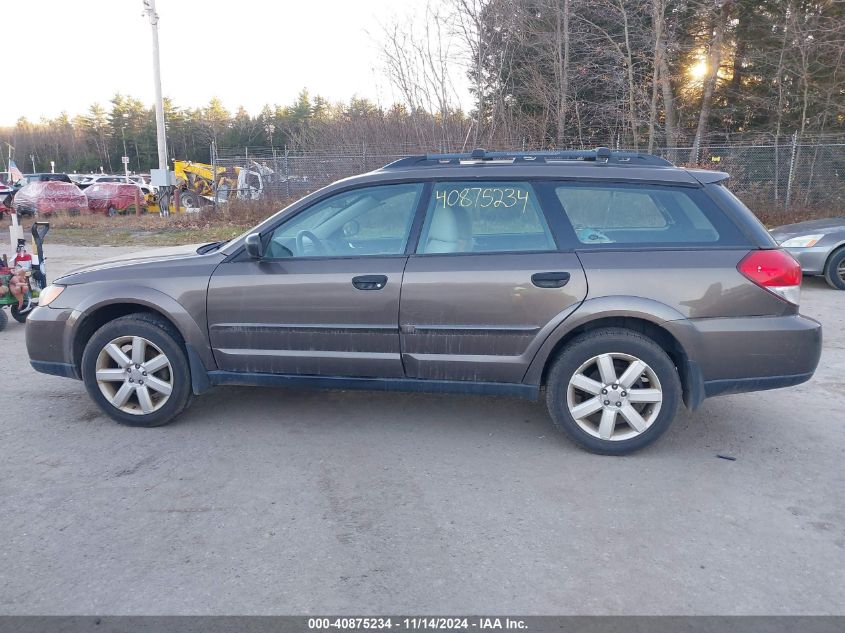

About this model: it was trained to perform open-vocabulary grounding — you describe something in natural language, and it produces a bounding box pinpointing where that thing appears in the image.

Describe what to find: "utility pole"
[143,0,171,215]
[121,126,130,183]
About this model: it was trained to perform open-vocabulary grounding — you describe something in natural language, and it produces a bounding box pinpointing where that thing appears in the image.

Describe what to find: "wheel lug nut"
[129,378,134,383]
[142,372,147,376]
[621,391,627,397]
[126,367,131,373]
[139,380,144,385]
[612,384,618,389]
[135,364,141,369]
[615,401,622,407]
[603,400,610,405]
[601,388,607,394]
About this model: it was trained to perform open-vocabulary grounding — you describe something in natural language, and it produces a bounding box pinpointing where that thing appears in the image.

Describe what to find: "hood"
[769,217,845,241]
[59,243,208,281]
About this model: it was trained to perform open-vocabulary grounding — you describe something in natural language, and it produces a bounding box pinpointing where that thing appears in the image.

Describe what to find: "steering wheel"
[296,230,327,255]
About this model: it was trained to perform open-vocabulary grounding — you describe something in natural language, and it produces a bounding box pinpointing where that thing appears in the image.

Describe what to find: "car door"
[399,180,588,384]
[207,182,425,378]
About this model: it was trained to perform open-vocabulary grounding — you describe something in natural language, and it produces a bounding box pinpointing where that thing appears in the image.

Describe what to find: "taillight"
[738,249,802,305]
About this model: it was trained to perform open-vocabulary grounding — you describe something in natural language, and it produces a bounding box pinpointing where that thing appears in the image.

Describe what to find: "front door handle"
[352,274,388,290]
[531,271,571,288]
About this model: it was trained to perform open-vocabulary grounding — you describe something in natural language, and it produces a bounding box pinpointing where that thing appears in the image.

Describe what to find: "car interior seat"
[425,206,473,253]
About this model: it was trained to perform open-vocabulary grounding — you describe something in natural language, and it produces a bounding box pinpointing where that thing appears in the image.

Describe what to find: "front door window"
[265,183,424,258]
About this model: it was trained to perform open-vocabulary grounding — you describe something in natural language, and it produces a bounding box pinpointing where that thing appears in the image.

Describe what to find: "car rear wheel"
[545,327,681,455]
[107,206,118,217]
[81,314,193,427]
[823,247,845,290]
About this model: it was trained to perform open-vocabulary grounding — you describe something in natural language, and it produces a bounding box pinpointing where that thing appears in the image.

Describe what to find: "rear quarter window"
[554,183,748,247]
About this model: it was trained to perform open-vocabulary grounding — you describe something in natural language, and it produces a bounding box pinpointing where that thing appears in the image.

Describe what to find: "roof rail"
[382,147,674,169]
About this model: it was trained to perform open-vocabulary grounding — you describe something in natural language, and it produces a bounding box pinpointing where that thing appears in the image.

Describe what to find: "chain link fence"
[211,138,845,219]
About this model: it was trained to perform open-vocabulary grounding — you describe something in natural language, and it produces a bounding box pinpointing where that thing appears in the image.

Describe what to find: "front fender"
[62,284,215,373]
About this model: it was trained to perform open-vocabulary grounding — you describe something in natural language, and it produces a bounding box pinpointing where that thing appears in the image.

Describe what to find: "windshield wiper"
[197,240,227,254]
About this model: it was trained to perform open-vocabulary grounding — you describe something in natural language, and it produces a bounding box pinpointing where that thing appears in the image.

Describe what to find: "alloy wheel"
[95,335,173,415]
[566,352,663,441]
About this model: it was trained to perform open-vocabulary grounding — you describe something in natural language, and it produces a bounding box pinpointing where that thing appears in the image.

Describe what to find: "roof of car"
[365,148,728,186]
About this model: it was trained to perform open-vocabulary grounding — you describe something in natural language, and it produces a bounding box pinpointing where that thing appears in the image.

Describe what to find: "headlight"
[780,234,824,248]
[37,285,65,307]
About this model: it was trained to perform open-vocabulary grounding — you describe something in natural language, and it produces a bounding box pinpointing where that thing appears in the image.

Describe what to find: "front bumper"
[665,313,822,407]
[26,305,79,379]
[782,245,830,275]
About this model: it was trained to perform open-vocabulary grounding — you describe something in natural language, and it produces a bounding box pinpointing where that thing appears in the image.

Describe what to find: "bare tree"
[555,0,571,146]
[379,3,461,148]
[647,0,666,151]
[690,0,729,163]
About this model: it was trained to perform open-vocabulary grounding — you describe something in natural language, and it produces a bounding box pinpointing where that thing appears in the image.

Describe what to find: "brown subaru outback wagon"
[26,148,822,454]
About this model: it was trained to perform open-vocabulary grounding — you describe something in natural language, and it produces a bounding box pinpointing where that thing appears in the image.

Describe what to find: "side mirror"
[244,232,264,259]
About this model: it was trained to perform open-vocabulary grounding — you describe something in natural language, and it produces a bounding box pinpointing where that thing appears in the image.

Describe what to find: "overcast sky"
[3,0,468,125]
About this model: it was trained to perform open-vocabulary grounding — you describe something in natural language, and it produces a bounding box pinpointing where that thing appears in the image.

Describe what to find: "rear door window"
[555,183,743,246]
[417,181,555,254]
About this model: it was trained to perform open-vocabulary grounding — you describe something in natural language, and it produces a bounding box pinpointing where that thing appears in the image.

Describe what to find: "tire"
[181,190,201,212]
[81,313,193,427]
[10,303,28,323]
[107,206,118,218]
[823,247,845,290]
[545,327,681,455]
[0,308,7,332]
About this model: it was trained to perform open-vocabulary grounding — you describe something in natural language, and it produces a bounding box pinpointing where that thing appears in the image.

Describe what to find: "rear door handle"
[352,274,388,290]
[531,271,571,288]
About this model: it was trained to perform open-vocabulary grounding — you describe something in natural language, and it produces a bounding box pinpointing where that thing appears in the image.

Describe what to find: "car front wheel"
[81,314,193,427]
[823,247,845,290]
[545,327,681,455]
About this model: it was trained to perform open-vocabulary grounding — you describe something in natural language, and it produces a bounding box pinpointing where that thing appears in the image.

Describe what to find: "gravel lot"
[0,244,843,615]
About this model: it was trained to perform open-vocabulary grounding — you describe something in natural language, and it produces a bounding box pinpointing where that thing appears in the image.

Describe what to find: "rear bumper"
[666,313,822,408]
[703,371,814,398]
[783,245,829,275]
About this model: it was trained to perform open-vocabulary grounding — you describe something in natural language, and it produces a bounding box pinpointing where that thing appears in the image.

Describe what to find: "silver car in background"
[770,217,845,290]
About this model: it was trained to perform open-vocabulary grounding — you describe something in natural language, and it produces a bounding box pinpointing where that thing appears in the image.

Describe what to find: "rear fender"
[522,295,687,385]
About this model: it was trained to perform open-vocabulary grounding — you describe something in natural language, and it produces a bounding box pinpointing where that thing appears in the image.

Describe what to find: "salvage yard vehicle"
[84,182,148,216]
[25,148,822,455]
[172,159,277,210]
[21,173,73,184]
[0,182,15,219]
[173,160,259,210]
[76,174,148,189]
[13,180,87,216]
[770,217,845,290]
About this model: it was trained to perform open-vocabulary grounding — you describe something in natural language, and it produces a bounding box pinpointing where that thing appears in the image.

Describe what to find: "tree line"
[2,0,844,175]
